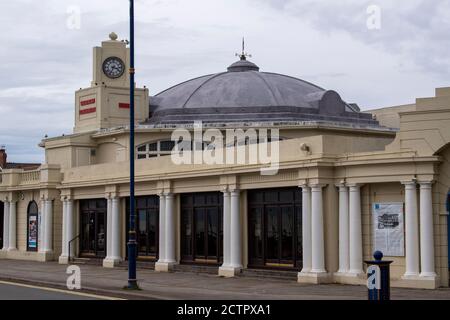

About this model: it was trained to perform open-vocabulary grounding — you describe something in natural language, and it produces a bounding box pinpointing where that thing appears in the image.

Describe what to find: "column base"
[333,271,365,285]
[103,257,122,268]
[7,248,18,252]
[298,271,331,284]
[59,255,69,264]
[36,251,54,262]
[155,261,176,272]
[393,274,439,289]
[218,265,242,277]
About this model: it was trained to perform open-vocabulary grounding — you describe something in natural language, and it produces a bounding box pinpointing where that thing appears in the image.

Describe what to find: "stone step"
[71,257,103,266]
[173,263,219,275]
[240,268,299,281]
[118,260,155,270]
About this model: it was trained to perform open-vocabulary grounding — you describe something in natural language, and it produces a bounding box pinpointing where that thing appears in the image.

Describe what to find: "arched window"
[27,201,39,252]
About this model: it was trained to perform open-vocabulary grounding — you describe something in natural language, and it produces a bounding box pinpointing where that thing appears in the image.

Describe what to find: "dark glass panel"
[137,198,146,208]
[266,207,279,260]
[148,143,157,151]
[249,207,263,260]
[182,208,192,256]
[137,154,146,159]
[194,195,205,206]
[280,190,294,203]
[137,145,146,152]
[265,191,278,202]
[281,206,294,260]
[296,206,303,260]
[195,208,205,257]
[138,210,147,255]
[248,191,263,204]
[207,208,218,257]
[160,140,175,152]
[148,209,158,255]
[96,212,106,252]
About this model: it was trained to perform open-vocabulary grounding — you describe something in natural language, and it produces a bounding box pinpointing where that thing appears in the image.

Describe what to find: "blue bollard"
[364,251,393,300]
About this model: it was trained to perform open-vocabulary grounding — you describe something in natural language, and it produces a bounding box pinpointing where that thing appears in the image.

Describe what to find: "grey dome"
[146,58,378,126]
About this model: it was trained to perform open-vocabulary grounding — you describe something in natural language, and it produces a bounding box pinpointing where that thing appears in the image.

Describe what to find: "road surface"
[0,281,119,300]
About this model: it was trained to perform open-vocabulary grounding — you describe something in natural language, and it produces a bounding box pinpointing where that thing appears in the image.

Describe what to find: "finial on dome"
[235,37,252,61]
[109,32,118,41]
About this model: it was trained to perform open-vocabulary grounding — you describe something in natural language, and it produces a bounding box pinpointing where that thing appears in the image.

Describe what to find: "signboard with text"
[372,202,404,257]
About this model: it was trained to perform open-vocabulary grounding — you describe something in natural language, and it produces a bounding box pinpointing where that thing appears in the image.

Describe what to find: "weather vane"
[236,37,252,61]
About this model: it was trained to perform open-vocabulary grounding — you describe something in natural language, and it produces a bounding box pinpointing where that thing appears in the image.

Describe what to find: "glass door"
[181,192,223,264]
[126,196,159,260]
[80,199,107,258]
[248,188,302,270]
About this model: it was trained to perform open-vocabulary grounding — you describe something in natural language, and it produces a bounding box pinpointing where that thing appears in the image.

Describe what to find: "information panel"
[372,202,404,257]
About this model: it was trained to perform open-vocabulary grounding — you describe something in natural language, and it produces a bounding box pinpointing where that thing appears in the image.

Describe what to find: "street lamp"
[126,0,139,290]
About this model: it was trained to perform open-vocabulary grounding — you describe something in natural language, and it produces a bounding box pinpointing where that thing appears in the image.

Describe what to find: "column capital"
[310,184,326,191]
[299,184,311,190]
[347,183,364,188]
[401,180,417,187]
[418,180,435,187]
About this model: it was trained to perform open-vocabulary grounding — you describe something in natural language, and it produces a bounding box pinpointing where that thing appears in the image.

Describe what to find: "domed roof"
[146,57,379,127]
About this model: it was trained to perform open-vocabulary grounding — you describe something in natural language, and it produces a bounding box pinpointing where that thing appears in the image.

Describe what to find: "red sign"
[79,107,96,115]
[80,98,96,106]
[119,103,130,109]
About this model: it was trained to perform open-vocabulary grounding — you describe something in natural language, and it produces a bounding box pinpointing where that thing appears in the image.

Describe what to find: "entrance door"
[126,196,159,260]
[181,192,223,264]
[248,188,302,270]
[0,202,3,249]
[80,199,107,258]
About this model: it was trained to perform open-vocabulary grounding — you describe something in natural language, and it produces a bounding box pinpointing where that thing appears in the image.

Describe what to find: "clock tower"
[74,33,149,133]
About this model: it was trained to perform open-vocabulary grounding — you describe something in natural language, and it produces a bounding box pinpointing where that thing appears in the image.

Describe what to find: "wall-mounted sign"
[119,103,130,109]
[28,215,38,249]
[80,98,96,106]
[372,202,404,257]
[79,107,96,115]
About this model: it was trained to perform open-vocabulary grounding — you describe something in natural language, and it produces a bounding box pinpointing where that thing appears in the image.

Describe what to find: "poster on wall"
[28,215,38,249]
[38,212,41,249]
[372,202,404,257]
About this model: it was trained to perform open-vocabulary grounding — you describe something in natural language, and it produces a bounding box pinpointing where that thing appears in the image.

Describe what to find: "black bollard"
[364,251,393,300]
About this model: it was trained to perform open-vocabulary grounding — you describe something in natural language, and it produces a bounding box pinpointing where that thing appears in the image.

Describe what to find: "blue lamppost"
[126,0,139,290]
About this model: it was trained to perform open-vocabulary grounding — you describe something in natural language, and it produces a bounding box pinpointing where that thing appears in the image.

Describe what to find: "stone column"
[59,200,68,262]
[402,181,420,278]
[229,190,242,272]
[39,200,46,253]
[2,201,9,251]
[310,185,326,273]
[106,197,112,260]
[337,184,350,274]
[348,184,363,275]
[104,197,122,267]
[300,185,312,273]
[66,200,74,259]
[165,193,176,264]
[158,193,166,263]
[43,199,53,253]
[111,197,122,263]
[8,201,17,251]
[419,182,436,278]
[221,190,231,268]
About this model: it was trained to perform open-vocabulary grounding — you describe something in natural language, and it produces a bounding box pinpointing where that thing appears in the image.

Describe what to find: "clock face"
[102,57,125,79]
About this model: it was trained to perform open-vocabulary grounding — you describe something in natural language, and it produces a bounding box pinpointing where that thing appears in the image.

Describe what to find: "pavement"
[0,259,449,300]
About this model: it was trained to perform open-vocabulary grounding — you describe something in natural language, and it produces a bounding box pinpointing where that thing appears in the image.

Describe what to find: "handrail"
[68,234,80,263]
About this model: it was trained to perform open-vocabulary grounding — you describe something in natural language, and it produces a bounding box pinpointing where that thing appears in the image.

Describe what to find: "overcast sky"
[1,0,449,163]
